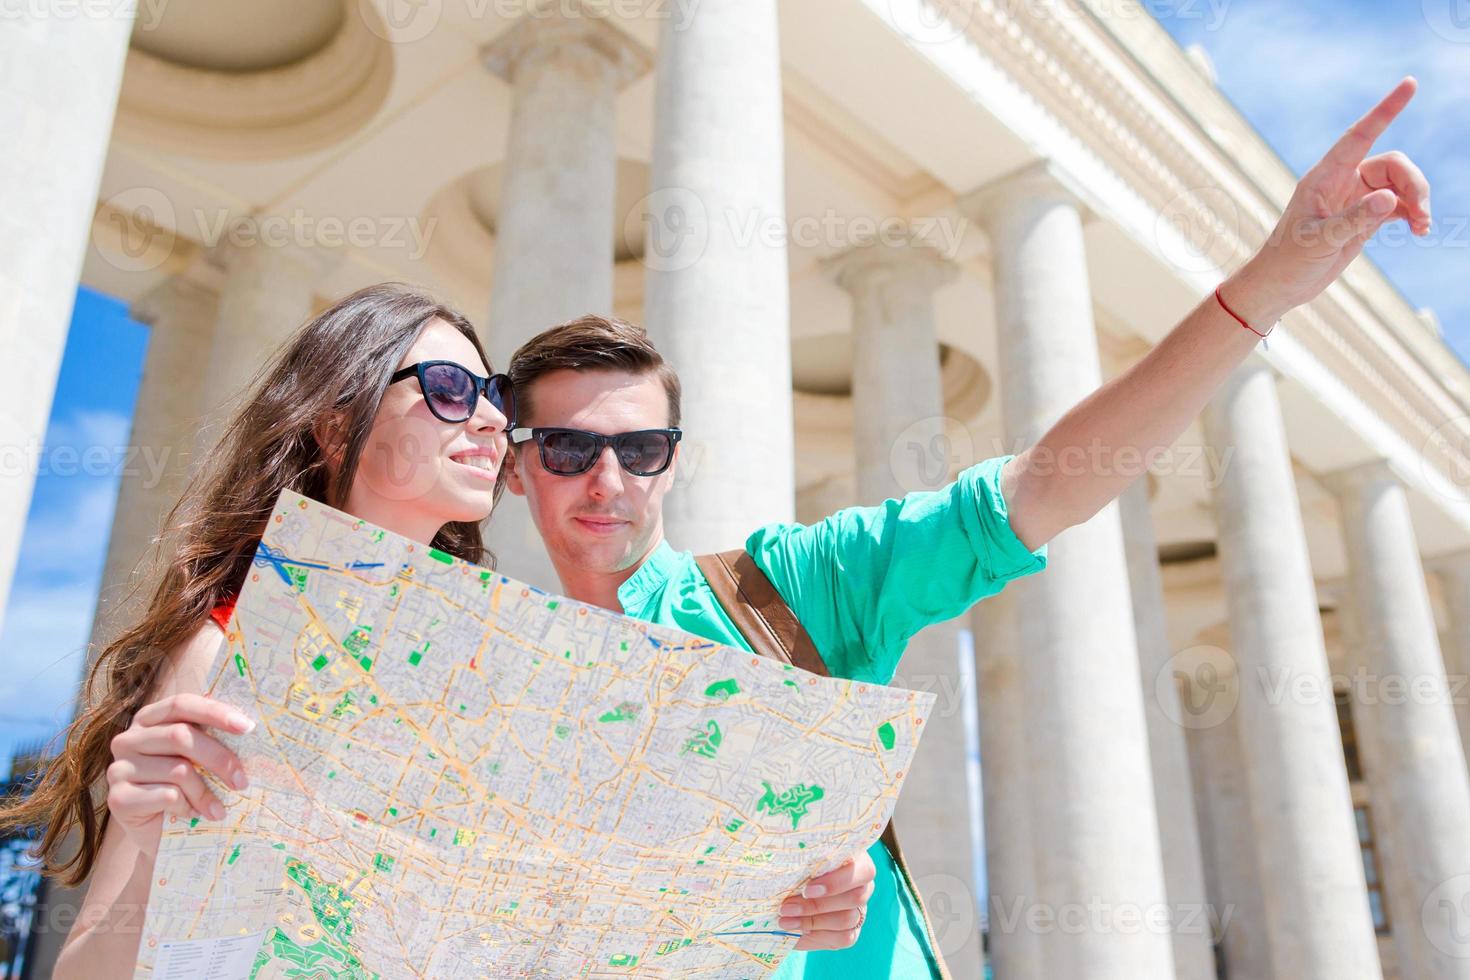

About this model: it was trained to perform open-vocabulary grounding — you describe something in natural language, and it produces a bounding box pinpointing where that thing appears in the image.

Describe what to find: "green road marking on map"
[704,678,739,700]
[227,844,242,865]
[877,721,896,751]
[234,653,248,677]
[428,548,454,564]
[756,781,825,830]
[680,720,721,759]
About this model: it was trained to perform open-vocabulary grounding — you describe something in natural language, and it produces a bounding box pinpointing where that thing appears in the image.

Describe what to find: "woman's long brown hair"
[0,282,504,884]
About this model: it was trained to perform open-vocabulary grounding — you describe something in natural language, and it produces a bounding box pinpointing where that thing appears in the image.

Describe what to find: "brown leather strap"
[695,548,953,980]
[694,549,828,677]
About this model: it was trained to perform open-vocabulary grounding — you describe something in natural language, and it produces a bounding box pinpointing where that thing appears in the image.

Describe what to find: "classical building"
[7,1,1470,977]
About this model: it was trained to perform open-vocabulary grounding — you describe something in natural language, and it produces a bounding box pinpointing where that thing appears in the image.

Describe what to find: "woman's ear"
[313,412,347,471]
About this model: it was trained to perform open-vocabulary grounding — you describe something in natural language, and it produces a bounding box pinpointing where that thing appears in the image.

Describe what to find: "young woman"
[0,283,514,976]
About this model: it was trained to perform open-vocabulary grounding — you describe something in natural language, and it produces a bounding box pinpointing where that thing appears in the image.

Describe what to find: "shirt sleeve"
[744,454,1048,684]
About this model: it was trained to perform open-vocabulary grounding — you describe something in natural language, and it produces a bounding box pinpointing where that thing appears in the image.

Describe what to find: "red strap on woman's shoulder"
[209,595,238,631]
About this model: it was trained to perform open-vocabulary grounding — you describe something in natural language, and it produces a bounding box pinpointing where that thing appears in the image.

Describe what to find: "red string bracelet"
[1214,284,1273,350]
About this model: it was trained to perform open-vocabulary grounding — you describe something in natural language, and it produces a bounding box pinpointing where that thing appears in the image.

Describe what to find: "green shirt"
[615,454,1049,979]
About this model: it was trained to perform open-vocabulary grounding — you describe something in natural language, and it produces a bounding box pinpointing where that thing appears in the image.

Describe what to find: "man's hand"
[1234,75,1431,325]
[778,850,877,951]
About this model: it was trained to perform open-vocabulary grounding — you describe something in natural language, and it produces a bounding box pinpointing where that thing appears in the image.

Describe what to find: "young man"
[500,79,1430,978]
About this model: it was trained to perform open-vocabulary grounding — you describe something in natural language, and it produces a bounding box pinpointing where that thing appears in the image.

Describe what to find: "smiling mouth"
[449,453,499,475]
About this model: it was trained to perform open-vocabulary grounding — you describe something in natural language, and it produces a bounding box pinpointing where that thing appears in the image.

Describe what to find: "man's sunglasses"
[510,427,682,477]
[389,360,515,427]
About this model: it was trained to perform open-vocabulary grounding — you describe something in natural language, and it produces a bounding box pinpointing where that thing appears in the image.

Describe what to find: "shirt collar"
[617,538,682,610]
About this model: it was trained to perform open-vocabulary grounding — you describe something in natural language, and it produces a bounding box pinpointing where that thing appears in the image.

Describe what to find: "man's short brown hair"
[508,314,682,427]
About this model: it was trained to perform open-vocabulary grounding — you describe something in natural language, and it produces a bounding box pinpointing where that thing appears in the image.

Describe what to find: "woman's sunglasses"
[510,427,682,477]
[389,360,516,427]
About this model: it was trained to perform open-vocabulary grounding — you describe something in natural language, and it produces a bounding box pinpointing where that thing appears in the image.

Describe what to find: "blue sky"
[1,1,1466,776]
[0,290,146,769]
[1153,0,1470,360]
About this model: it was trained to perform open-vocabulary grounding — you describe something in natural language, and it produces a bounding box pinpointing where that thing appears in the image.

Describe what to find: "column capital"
[207,234,342,283]
[820,235,958,299]
[958,158,1095,228]
[131,264,222,328]
[481,9,651,90]
[1318,456,1400,498]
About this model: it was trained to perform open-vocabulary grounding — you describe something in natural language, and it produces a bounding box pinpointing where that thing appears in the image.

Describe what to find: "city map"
[134,489,935,978]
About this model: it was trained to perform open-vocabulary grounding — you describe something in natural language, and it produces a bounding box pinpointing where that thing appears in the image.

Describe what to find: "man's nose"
[586,445,625,497]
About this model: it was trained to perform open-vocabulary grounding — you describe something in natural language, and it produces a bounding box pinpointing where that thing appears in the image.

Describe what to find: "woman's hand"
[1233,76,1431,325]
[779,849,878,951]
[105,693,253,858]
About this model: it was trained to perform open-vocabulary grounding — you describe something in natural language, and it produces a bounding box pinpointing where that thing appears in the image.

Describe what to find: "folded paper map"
[134,489,935,978]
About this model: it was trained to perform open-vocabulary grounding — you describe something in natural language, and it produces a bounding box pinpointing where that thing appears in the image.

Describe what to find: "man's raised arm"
[1001,76,1431,552]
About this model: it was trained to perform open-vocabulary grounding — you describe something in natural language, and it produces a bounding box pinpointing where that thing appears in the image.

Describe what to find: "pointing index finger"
[1317,76,1416,175]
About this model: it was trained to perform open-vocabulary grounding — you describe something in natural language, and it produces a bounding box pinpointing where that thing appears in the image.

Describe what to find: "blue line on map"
[710,930,803,939]
[346,561,386,570]
[253,542,331,586]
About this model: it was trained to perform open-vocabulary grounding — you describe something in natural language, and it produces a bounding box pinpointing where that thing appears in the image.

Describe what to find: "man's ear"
[503,445,527,497]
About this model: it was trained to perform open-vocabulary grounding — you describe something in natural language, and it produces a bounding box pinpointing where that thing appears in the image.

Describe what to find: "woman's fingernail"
[229,713,254,733]
[779,902,801,917]
[209,801,227,821]
[778,917,800,931]
[233,770,249,791]
[802,884,826,899]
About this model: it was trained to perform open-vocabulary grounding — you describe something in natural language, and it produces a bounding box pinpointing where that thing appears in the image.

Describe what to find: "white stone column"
[1428,551,1470,783]
[1118,479,1216,980]
[0,4,134,639]
[1323,458,1470,977]
[971,589,1042,980]
[1333,580,1433,980]
[1199,358,1382,979]
[89,271,221,655]
[1180,653,1275,979]
[480,9,649,590]
[825,238,981,975]
[199,240,337,429]
[643,0,795,553]
[961,160,1174,978]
